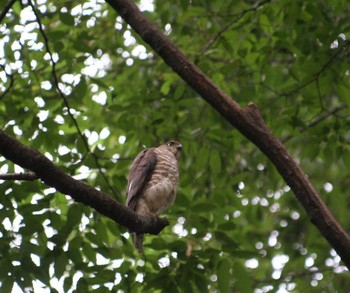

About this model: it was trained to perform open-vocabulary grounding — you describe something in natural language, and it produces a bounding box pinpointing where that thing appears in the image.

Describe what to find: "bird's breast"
[143,149,179,213]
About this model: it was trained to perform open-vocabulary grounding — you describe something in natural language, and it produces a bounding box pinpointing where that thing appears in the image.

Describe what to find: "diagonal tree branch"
[105,0,350,268]
[0,172,38,181]
[0,129,169,235]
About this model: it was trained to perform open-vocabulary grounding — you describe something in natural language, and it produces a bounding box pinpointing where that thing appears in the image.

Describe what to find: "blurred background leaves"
[0,0,350,291]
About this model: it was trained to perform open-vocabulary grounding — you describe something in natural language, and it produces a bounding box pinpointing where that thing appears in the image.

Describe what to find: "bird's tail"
[134,233,144,253]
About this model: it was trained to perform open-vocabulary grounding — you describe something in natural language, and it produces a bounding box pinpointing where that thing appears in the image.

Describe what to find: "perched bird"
[126,140,182,252]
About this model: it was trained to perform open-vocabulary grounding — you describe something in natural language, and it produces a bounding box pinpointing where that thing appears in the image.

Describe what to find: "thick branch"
[0,130,169,235]
[105,0,350,267]
[0,172,38,181]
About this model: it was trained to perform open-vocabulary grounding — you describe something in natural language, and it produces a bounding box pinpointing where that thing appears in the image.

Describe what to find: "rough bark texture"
[0,172,38,181]
[105,0,350,268]
[0,130,169,235]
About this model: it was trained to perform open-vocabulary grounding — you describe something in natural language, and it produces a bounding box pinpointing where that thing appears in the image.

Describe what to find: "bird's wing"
[126,147,157,210]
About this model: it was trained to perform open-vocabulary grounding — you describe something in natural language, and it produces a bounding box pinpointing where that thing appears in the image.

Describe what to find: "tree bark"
[0,172,38,181]
[105,0,350,268]
[0,130,169,235]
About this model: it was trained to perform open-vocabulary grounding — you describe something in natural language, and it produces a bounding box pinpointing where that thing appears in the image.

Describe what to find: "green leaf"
[214,231,239,248]
[75,76,87,98]
[149,237,167,251]
[64,276,73,292]
[55,255,68,278]
[232,262,253,293]
[218,221,236,231]
[83,242,97,263]
[191,202,215,213]
[1,277,14,293]
[196,147,210,171]
[66,204,83,228]
[59,12,75,26]
[67,237,83,264]
[218,258,231,293]
[76,277,89,291]
[210,150,222,174]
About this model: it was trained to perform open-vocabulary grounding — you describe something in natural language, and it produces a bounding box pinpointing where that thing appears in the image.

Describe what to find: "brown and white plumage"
[126,140,182,252]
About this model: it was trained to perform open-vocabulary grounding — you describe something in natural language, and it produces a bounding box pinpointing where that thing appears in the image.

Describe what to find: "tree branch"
[105,0,350,268]
[0,0,17,24]
[282,105,347,143]
[261,40,350,109]
[0,129,169,235]
[0,64,15,100]
[0,172,38,181]
[200,0,271,55]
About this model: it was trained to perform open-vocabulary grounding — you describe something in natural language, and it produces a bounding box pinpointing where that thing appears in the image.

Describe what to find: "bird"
[126,140,182,253]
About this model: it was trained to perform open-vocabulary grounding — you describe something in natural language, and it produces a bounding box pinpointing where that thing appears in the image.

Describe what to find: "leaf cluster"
[0,0,350,291]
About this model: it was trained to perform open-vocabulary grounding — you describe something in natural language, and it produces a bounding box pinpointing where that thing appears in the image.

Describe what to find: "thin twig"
[263,40,350,108]
[27,0,117,198]
[0,0,17,24]
[200,0,272,55]
[255,266,340,285]
[315,40,350,79]
[0,64,15,100]
[315,78,325,110]
[282,105,347,143]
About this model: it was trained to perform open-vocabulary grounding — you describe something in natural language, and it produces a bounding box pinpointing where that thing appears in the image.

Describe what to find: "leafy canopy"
[0,0,350,292]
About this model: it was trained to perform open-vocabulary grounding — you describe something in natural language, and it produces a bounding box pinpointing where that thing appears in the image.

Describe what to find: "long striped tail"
[134,233,144,253]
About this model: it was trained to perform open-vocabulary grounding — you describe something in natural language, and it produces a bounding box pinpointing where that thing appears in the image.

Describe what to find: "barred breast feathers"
[151,149,179,184]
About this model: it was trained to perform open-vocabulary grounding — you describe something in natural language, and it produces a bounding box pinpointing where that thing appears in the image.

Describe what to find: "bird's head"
[161,140,182,160]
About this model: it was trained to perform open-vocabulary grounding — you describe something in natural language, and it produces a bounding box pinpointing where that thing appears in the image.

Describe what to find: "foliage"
[1,0,350,292]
